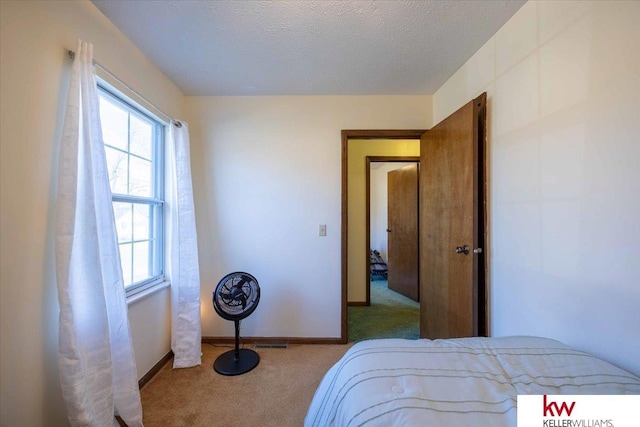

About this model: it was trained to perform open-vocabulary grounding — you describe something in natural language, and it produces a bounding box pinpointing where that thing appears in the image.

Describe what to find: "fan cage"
[213,272,260,321]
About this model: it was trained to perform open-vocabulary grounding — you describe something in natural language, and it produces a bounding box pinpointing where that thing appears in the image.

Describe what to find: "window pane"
[132,241,150,283]
[99,96,128,150]
[113,202,133,242]
[119,243,133,286]
[99,85,163,291]
[129,156,151,197]
[133,203,150,241]
[105,147,128,194]
[130,115,152,160]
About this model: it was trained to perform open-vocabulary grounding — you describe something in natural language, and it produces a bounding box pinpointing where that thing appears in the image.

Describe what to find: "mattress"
[304,336,640,427]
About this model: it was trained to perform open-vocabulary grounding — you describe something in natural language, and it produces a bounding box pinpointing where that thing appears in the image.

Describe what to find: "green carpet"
[348,279,420,342]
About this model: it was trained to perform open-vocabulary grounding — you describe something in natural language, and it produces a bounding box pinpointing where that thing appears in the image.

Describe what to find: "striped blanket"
[304,336,640,427]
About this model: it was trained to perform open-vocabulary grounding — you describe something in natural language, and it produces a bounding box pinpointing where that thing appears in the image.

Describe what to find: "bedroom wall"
[348,143,420,302]
[185,96,431,338]
[0,1,184,425]
[433,0,640,375]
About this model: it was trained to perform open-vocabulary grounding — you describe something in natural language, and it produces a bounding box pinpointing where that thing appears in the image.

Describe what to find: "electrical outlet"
[319,224,327,237]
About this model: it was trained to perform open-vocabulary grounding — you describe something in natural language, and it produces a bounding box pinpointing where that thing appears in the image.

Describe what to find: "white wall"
[185,96,430,337]
[0,1,184,425]
[434,0,640,375]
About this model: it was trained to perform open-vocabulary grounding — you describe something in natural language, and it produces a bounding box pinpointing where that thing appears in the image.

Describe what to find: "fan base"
[213,348,260,376]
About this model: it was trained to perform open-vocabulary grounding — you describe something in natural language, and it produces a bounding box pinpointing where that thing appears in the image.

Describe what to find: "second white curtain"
[167,121,202,368]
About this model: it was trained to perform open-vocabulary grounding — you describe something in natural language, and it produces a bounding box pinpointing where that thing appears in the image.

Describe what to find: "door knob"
[455,245,469,255]
[473,248,483,254]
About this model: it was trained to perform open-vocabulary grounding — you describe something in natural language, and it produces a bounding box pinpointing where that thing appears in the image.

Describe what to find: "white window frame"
[97,83,166,298]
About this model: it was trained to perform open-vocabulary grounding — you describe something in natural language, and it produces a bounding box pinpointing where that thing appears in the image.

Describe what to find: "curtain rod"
[67,50,181,128]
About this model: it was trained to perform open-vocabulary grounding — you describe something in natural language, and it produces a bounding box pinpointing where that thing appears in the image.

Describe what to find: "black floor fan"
[212,272,261,375]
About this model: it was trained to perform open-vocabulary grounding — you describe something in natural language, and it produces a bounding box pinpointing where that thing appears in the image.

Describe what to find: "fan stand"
[213,319,260,376]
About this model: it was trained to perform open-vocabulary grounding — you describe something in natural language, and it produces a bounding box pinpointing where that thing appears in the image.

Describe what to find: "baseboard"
[202,336,343,345]
[139,350,173,389]
[348,301,368,306]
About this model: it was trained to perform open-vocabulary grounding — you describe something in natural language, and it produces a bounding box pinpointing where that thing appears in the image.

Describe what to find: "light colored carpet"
[140,343,352,426]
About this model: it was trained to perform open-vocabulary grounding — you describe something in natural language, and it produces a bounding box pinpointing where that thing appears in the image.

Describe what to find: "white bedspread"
[304,336,640,427]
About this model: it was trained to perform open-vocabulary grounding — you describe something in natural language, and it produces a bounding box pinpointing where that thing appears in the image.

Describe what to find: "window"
[98,86,165,294]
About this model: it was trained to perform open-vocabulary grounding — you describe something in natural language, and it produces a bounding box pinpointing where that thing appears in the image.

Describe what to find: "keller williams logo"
[517,395,630,427]
[543,395,576,417]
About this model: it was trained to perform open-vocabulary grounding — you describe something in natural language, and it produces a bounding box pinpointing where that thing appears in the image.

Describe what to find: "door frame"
[365,156,420,306]
[341,130,426,344]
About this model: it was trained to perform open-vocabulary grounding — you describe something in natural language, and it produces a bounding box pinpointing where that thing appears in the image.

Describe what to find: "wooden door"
[419,93,486,338]
[387,164,419,302]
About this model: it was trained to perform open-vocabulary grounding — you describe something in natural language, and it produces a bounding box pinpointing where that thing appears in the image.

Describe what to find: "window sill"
[126,280,171,305]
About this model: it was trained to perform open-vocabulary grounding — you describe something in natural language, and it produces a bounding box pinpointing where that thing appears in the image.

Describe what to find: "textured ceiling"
[92,0,525,96]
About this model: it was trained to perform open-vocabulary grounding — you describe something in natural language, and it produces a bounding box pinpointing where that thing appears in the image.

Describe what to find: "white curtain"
[167,121,202,368]
[55,41,144,427]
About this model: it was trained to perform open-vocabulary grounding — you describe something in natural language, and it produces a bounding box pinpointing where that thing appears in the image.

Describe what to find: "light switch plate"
[319,224,327,236]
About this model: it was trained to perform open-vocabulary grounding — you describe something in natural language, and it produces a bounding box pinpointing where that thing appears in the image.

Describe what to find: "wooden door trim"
[476,95,488,336]
[341,130,426,344]
[365,156,420,306]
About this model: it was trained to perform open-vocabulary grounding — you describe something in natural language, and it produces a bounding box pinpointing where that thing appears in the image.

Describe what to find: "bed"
[304,336,640,427]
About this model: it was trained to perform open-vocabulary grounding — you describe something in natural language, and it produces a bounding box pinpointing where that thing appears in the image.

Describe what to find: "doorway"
[345,158,420,342]
[367,158,420,304]
[341,130,426,343]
